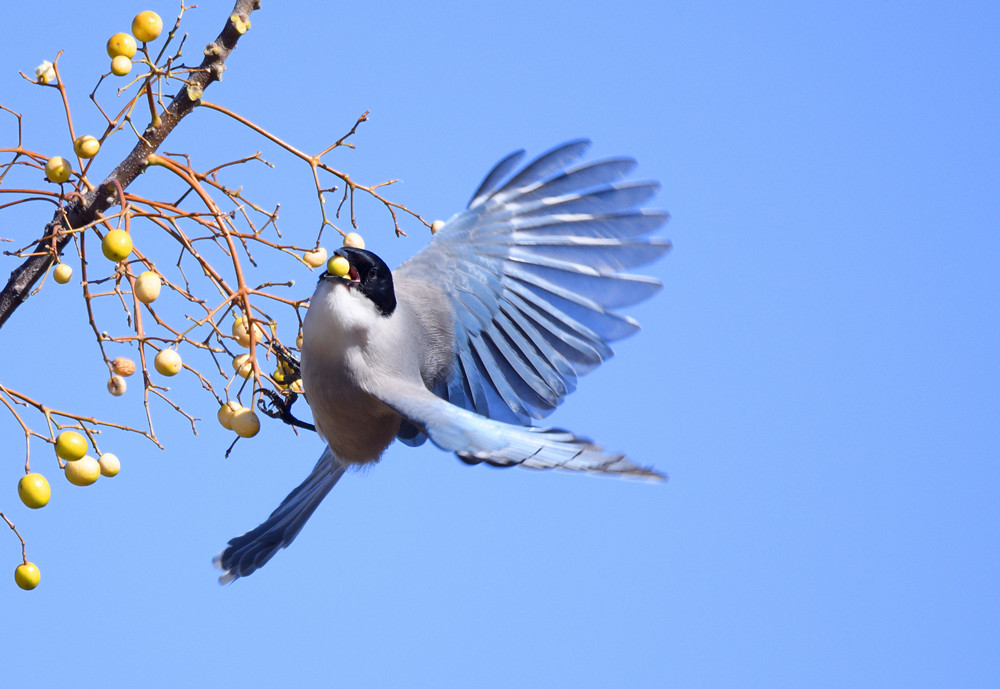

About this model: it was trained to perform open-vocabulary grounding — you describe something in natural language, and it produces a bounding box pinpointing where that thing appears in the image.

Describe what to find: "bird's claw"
[257,388,315,432]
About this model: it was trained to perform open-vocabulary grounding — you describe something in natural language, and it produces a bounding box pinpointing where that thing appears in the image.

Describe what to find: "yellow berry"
[231,316,263,348]
[134,270,161,303]
[327,255,350,278]
[343,232,365,249]
[111,357,136,377]
[45,156,72,183]
[296,331,303,349]
[73,135,101,159]
[132,11,163,42]
[110,55,132,77]
[107,375,127,396]
[430,220,445,233]
[18,473,51,509]
[217,401,242,430]
[303,247,327,268]
[232,353,253,379]
[98,453,120,477]
[55,430,88,461]
[231,408,260,438]
[154,349,182,376]
[107,32,137,58]
[65,455,101,486]
[102,229,133,262]
[15,562,41,590]
[53,263,73,284]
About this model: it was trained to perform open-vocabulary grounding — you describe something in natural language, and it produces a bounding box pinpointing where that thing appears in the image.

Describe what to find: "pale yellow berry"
[154,349,182,376]
[98,453,120,477]
[343,232,365,249]
[111,55,132,77]
[303,247,327,268]
[45,156,72,183]
[289,379,305,394]
[65,455,101,486]
[231,408,260,438]
[232,353,253,379]
[53,263,73,284]
[217,401,243,430]
[134,271,161,303]
[430,220,445,233]
[107,375,127,396]
[231,316,264,348]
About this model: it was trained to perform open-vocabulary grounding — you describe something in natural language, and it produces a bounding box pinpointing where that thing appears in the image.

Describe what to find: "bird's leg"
[257,388,315,432]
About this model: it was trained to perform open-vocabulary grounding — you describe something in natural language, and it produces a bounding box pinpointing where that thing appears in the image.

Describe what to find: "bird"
[214,140,670,583]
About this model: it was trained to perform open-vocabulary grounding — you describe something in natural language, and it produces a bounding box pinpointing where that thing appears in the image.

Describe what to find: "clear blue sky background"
[1,2,997,687]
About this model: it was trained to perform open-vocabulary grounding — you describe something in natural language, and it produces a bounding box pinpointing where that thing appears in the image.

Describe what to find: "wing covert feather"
[397,140,668,424]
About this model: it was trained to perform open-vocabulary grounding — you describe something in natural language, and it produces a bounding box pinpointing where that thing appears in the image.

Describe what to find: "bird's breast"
[300,283,403,465]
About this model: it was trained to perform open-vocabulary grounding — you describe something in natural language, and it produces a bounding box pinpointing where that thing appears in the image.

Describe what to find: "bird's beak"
[321,248,361,285]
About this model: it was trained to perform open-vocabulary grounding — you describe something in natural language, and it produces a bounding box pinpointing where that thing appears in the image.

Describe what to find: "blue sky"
[1,2,997,687]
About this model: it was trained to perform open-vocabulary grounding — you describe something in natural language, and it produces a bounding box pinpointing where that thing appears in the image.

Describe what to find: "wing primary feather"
[492,140,592,201]
[396,141,666,423]
[468,149,526,208]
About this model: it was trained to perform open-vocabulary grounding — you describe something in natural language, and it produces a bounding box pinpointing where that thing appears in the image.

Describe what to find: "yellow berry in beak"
[327,255,350,278]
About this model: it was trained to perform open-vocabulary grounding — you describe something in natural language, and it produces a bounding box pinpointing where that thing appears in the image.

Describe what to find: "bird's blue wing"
[396,140,670,425]
[378,382,665,480]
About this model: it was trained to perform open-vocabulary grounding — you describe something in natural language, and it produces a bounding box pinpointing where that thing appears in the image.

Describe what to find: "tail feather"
[214,447,346,584]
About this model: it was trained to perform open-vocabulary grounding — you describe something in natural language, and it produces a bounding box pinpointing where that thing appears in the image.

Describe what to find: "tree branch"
[0,0,261,329]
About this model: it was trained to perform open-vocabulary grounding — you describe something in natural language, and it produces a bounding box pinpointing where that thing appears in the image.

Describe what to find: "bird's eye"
[368,267,378,280]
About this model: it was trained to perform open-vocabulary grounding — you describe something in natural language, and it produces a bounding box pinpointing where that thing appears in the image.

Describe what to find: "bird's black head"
[323,246,396,316]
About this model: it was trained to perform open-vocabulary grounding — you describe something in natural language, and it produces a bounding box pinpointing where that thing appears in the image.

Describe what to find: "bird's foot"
[257,388,315,432]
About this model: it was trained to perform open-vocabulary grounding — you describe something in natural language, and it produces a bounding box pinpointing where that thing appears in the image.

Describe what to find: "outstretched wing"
[395,140,669,426]
[379,382,664,480]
